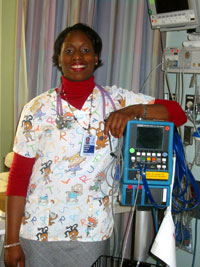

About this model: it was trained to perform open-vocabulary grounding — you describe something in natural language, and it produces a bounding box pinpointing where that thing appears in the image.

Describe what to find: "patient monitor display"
[136,127,163,150]
[147,0,200,31]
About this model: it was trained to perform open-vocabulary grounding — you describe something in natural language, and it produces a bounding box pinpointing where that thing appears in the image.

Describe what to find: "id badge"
[80,133,96,156]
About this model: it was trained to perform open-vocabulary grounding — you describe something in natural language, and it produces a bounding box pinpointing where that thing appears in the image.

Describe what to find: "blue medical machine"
[120,120,174,208]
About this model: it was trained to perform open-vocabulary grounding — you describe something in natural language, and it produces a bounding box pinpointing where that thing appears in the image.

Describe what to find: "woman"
[4,23,187,267]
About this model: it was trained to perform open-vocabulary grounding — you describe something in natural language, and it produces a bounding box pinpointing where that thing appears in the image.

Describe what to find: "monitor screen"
[136,126,163,150]
[155,0,189,14]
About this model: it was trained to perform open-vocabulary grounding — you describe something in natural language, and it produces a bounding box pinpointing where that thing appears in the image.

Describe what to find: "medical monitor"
[123,120,174,185]
[147,0,200,31]
[120,120,174,207]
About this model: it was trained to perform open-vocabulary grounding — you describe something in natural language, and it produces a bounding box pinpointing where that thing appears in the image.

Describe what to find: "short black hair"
[52,23,103,72]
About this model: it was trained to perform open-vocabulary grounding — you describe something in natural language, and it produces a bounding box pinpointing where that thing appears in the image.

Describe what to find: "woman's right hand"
[5,196,27,266]
[4,245,25,267]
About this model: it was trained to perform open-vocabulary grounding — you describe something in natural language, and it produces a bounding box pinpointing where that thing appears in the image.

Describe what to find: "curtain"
[14,0,165,126]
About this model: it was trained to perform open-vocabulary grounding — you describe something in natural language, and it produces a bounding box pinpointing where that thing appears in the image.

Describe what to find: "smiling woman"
[4,23,187,267]
[53,23,103,76]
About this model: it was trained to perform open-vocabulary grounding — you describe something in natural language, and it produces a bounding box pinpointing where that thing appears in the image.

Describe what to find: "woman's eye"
[82,48,90,53]
[65,49,73,54]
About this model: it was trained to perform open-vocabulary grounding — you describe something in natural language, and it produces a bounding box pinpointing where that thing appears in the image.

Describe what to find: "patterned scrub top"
[13,85,154,242]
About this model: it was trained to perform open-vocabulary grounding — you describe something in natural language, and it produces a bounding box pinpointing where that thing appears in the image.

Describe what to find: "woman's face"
[58,30,98,82]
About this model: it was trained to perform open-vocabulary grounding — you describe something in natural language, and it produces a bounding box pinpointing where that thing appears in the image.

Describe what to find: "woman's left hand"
[104,105,142,138]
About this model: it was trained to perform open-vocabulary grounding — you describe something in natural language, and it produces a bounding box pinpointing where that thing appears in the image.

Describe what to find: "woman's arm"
[104,103,169,138]
[154,99,187,127]
[5,153,35,266]
[104,99,187,138]
[5,196,26,244]
[4,196,26,267]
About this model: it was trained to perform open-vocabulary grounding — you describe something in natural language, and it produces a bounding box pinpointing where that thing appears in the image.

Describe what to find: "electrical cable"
[186,74,200,125]
[137,163,167,210]
[159,30,165,54]
[111,163,121,257]
[140,63,162,93]
[180,72,184,108]
[119,173,141,267]
[191,203,200,267]
[136,154,176,208]
[172,131,200,213]
[172,73,178,103]
[100,137,124,197]
[152,207,161,267]
[179,58,185,109]
[193,74,200,125]
[164,70,175,100]
[152,207,158,233]
[104,137,124,258]
[140,30,165,96]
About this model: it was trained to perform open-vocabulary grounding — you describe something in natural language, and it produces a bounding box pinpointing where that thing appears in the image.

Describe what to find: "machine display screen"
[136,126,163,150]
[155,0,189,14]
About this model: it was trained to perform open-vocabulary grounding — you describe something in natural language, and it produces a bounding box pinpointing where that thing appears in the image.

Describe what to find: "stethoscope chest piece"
[55,115,73,130]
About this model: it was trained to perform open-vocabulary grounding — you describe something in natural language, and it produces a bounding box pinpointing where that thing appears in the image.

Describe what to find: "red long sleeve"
[6,153,35,196]
[155,99,187,127]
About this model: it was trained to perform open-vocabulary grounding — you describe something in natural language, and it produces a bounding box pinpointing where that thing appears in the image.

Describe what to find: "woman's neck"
[60,76,95,110]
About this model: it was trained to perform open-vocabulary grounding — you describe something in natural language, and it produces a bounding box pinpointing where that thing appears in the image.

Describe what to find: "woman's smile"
[70,62,87,71]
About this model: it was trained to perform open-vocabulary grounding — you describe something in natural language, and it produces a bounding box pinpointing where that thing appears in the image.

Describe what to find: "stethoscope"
[55,83,116,130]
[55,83,117,156]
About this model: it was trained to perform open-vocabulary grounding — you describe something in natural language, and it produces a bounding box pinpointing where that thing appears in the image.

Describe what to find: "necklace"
[56,84,117,132]
[55,84,94,134]
[67,92,94,134]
